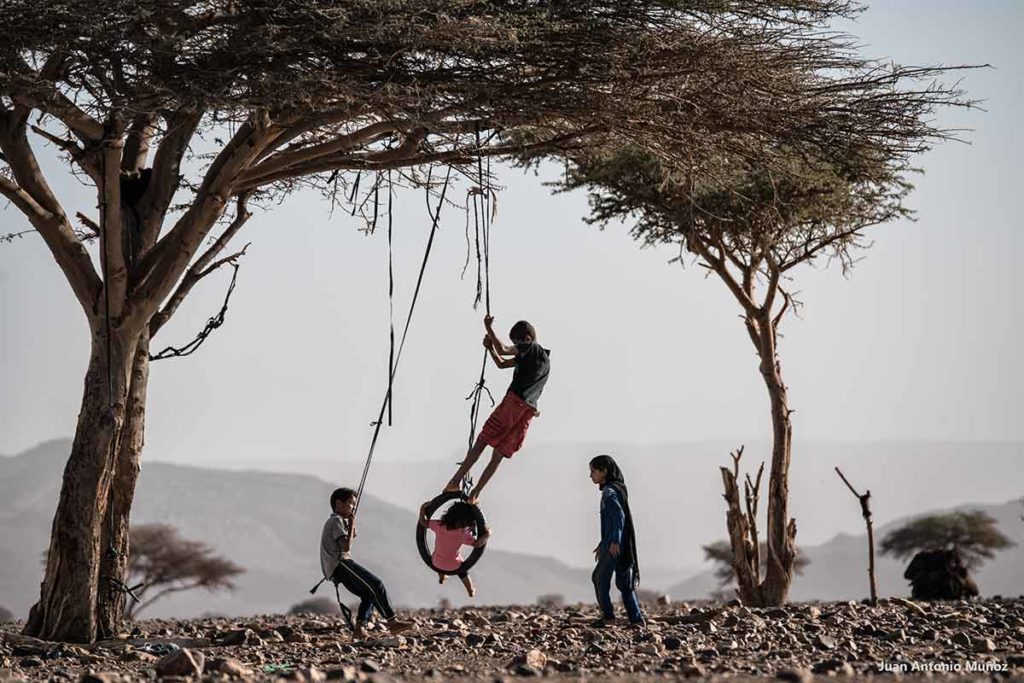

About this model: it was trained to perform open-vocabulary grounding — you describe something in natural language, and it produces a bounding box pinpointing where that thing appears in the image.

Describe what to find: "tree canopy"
[880,510,1015,570]
[125,523,243,618]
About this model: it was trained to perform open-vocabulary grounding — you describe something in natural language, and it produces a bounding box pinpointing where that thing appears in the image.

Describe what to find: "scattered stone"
[973,637,996,653]
[359,659,381,673]
[78,673,121,683]
[776,667,813,683]
[216,628,256,647]
[951,631,972,648]
[656,595,672,606]
[206,657,253,677]
[815,634,837,650]
[663,636,684,651]
[155,648,205,678]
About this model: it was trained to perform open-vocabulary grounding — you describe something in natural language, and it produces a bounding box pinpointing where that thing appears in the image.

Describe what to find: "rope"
[352,165,453,516]
[460,126,494,490]
[149,262,241,360]
[386,170,395,426]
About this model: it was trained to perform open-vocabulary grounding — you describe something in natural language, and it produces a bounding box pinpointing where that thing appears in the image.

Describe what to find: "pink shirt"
[427,520,477,571]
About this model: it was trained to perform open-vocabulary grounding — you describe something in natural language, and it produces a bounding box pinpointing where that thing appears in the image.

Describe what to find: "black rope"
[348,171,362,216]
[460,125,494,491]
[149,262,241,361]
[386,170,395,426]
[353,166,453,516]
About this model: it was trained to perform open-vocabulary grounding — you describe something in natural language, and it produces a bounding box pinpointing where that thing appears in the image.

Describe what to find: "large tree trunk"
[96,327,150,638]
[754,311,797,605]
[24,324,137,643]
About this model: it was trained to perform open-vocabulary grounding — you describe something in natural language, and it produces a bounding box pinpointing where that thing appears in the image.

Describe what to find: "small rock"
[359,659,381,673]
[663,636,684,651]
[951,631,972,648]
[681,663,706,677]
[285,632,311,645]
[79,674,121,683]
[206,657,253,677]
[699,621,718,634]
[17,658,42,669]
[465,633,487,647]
[656,595,672,606]
[155,648,205,678]
[522,649,547,669]
[216,628,255,647]
[815,634,837,650]
[513,664,541,677]
[973,637,995,653]
[776,667,813,683]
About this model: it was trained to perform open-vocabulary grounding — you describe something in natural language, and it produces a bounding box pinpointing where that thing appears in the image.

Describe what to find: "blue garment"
[594,484,643,624]
[598,486,626,555]
[592,551,643,624]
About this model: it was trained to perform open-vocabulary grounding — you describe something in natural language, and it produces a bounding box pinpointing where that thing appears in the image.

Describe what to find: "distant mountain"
[0,440,594,620]
[668,498,1024,601]
[196,439,1024,575]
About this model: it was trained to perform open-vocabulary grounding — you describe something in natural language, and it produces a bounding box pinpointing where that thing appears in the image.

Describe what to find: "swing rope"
[461,127,495,492]
[352,165,454,516]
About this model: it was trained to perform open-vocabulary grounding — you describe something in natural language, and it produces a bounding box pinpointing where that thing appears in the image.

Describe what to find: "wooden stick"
[835,467,878,605]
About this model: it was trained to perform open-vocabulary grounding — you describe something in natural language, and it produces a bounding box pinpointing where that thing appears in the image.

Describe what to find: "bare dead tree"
[124,524,243,619]
[835,467,878,605]
[1,0,973,640]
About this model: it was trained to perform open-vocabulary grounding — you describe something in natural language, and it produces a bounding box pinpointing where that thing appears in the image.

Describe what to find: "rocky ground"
[2,598,1023,682]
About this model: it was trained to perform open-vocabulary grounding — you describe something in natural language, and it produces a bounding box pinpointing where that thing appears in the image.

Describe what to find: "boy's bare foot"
[461,575,476,597]
[438,573,447,585]
[387,619,413,635]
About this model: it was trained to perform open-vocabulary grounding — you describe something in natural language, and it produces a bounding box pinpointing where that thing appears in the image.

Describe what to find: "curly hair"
[439,501,479,530]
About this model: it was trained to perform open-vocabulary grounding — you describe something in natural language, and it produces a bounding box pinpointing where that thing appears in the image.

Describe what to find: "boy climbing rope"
[320,487,413,638]
[444,315,551,502]
[419,500,491,596]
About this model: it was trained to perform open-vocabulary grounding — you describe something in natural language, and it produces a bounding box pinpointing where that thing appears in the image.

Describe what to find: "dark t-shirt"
[507,342,550,408]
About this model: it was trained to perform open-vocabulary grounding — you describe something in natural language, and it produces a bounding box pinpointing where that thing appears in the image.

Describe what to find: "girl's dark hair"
[440,501,478,530]
[330,487,357,510]
[589,454,625,489]
[509,320,536,343]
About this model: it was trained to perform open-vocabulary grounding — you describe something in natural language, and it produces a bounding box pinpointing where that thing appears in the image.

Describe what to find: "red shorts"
[478,392,537,457]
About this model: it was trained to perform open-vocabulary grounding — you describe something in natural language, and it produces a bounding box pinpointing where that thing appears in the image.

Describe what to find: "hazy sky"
[2,0,1022,469]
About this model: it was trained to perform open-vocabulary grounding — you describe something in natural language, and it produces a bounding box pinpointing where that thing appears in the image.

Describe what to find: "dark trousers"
[331,558,395,623]
[592,552,644,624]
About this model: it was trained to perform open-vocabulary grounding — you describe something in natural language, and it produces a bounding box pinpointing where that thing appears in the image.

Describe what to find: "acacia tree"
[881,511,1014,571]
[1,0,967,641]
[125,524,242,619]
[555,125,963,604]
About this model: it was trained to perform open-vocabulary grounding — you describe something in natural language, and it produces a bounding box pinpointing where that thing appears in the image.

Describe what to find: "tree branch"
[9,57,105,141]
[132,120,275,327]
[240,120,399,185]
[137,108,204,250]
[122,113,157,173]
[150,195,252,335]
[0,113,101,311]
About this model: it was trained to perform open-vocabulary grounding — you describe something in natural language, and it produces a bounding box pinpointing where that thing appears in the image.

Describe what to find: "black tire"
[416,491,487,576]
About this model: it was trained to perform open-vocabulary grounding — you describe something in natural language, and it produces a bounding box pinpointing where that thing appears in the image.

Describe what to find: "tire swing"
[415,491,487,576]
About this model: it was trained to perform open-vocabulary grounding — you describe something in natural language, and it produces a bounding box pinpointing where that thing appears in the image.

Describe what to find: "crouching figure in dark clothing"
[321,487,413,638]
[589,454,645,628]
